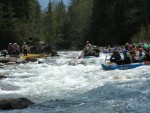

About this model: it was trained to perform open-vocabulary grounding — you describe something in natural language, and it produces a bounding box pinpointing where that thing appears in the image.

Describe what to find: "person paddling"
[128,45,136,62]
[83,41,92,55]
[116,50,132,65]
[135,48,145,62]
[77,41,92,59]
[110,48,121,64]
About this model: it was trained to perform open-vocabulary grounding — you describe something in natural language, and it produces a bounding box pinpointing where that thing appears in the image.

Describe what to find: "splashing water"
[0,51,150,113]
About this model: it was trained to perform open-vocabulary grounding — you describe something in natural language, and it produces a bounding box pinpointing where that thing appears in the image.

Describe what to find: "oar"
[77,52,84,59]
[105,51,109,63]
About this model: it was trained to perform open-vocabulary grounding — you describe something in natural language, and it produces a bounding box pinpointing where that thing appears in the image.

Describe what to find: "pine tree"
[67,0,93,49]
[43,1,57,47]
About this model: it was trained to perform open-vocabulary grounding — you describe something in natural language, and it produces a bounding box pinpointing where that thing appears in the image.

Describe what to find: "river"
[0,51,150,113]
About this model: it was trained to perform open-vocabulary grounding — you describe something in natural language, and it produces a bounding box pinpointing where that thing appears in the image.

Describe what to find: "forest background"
[0,0,150,50]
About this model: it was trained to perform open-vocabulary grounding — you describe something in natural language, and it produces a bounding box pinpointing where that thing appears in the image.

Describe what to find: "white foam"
[0,51,150,103]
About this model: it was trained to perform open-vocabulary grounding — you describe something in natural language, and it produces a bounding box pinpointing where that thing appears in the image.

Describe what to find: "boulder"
[38,61,43,64]
[0,57,16,63]
[0,75,7,80]
[5,62,16,65]
[0,98,34,110]
[0,58,9,63]
[51,50,59,57]
[25,58,37,62]
[39,44,59,56]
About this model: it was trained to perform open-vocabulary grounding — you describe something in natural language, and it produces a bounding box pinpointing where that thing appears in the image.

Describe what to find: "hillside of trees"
[0,0,150,50]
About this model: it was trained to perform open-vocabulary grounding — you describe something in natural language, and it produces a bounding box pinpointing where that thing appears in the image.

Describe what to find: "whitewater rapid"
[0,51,150,113]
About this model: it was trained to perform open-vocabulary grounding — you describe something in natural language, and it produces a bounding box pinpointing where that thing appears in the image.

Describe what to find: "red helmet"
[138,48,142,51]
[128,45,133,49]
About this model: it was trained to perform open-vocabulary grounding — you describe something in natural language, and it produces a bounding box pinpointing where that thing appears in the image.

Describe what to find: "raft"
[20,54,49,59]
[101,63,144,70]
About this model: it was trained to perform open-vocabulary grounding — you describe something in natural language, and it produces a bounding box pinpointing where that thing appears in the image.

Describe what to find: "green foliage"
[42,1,57,46]
[132,25,150,42]
[0,0,42,49]
[1,0,150,50]
[42,0,70,49]
[139,27,147,39]
[89,0,150,46]
[0,1,18,48]
[67,0,93,49]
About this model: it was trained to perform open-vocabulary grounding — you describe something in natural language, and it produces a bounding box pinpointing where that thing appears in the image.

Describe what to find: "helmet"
[144,44,149,49]
[128,45,133,49]
[112,47,117,51]
[138,48,142,51]
[122,49,126,53]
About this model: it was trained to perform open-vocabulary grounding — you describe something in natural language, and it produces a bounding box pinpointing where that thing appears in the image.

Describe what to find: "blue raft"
[101,63,144,70]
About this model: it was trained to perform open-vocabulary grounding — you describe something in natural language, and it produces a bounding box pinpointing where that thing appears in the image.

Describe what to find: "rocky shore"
[0,55,44,110]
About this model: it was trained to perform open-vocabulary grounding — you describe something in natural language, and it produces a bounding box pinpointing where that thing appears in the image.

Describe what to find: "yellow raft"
[20,54,49,59]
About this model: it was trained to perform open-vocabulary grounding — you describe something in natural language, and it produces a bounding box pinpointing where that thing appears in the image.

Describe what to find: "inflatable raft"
[21,54,49,59]
[101,63,144,70]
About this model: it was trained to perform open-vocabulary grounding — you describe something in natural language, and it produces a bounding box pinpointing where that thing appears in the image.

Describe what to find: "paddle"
[105,52,108,63]
[105,51,111,64]
[77,52,84,59]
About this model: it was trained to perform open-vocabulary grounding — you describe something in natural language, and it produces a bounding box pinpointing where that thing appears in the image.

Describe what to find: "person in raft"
[83,41,92,55]
[116,49,132,65]
[110,48,121,63]
[134,48,146,62]
[78,41,92,58]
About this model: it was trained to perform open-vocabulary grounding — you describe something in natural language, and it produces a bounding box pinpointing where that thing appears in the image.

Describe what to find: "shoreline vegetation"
[0,0,150,51]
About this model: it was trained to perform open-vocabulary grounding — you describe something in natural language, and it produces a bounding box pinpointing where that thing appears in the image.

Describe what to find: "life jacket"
[23,45,28,50]
[124,53,132,62]
[85,44,92,50]
[129,48,136,59]
[110,51,121,60]
[135,51,145,60]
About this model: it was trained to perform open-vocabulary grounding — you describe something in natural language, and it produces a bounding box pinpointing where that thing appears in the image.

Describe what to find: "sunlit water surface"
[0,51,150,113]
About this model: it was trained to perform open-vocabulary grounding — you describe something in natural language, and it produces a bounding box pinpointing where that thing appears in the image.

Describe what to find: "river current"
[0,51,150,113]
